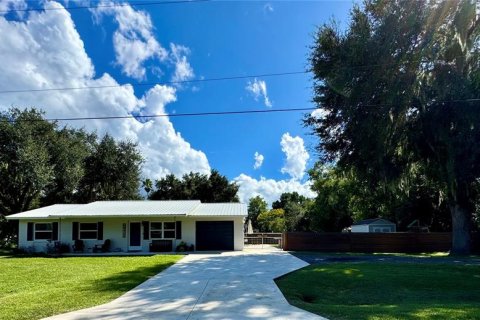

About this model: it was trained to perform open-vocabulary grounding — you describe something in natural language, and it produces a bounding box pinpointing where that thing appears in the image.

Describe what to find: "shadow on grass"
[90,262,177,294]
[276,263,480,320]
[2,252,55,258]
[290,251,480,266]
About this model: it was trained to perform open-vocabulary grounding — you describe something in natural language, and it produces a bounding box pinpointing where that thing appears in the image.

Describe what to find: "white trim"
[34,222,53,241]
[150,221,176,240]
[150,222,163,239]
[78,222,98,240]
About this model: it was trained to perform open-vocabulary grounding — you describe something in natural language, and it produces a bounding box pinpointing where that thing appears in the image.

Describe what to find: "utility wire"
[0,54,472,95]
[0,71,307,94]
[11,97,480,123]
[0,0,210,14]
[43,107,317,122]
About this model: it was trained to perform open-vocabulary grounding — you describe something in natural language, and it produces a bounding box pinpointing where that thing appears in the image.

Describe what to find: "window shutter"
[72,222,79,240]
[142,221,149,240]
[52,222,59,241]
[175,221,182,240]
[97,222,103,240]
[27,222,34,241]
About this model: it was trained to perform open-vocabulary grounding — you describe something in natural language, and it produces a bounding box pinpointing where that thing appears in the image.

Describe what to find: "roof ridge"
[90,200,202,203]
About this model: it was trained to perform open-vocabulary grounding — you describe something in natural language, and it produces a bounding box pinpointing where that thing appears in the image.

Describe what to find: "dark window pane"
[151,222,162,230]
[164,222,175,230]
[164,231,175,238]
[35,223,52,231]
[151,231,162,238]
[80,223,98,231]
[35,232,52,240]
[80,231,97,239]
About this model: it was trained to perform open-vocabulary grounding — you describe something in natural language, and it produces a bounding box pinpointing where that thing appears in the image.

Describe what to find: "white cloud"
[234,133,313,205]
[280,132,309,180]
[170,43,194,84]
[92,1,168,80]
[233,174,315,206]
[0,1,210,180]
[246,78,272,107]
[263,3,274,13]
[253,152,264,170]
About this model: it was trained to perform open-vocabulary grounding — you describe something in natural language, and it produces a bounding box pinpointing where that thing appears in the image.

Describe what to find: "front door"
[129,222,142,251]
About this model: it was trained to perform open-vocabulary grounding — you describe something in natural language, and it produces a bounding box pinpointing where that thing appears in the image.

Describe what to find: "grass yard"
[0,254,182,320]
[276,263,480,320]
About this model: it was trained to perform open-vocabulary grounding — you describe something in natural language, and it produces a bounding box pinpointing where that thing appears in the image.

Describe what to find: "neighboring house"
[5,200,247,253]
[350,218,396,233]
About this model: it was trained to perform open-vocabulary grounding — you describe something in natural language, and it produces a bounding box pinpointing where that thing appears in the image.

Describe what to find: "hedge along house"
[5,201,247,253]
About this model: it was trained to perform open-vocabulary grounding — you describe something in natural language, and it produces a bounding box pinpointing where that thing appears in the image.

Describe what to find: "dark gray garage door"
[196,221,234,251]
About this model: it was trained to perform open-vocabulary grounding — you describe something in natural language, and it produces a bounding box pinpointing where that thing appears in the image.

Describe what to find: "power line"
[0,0,210,14]
[6,98,479,123]
[43,107,317,122]
[0,54,472,95]
[0,71,308,94]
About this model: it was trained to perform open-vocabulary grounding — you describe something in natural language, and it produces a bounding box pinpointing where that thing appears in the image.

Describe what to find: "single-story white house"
[5,200,247,253]
[350,218,396,233]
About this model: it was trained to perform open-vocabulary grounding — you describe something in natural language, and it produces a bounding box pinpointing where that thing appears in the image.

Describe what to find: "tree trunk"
[449,203,472,255]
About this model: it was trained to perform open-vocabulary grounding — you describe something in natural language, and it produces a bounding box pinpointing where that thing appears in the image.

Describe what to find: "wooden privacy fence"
[282,232,455,253]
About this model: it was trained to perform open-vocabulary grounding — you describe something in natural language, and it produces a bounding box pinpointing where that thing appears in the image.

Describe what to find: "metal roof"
[190,203,247,216]
[5,204,82,220]
[5,200,247,219]
[50,200,201,217]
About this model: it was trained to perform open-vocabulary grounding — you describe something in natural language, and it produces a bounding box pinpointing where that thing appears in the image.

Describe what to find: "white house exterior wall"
[18,216,244,253]
[368,224,396,232]
[350,225,369,233]
[18,219,59,252]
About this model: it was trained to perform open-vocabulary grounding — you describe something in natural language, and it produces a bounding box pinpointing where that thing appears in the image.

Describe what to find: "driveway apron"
[43,248,325,320]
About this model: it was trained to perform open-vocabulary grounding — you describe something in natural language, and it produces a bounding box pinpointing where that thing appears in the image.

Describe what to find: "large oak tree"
[306,0,479,254]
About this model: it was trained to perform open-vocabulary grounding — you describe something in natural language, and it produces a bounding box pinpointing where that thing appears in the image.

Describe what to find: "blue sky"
[0,0,354,204]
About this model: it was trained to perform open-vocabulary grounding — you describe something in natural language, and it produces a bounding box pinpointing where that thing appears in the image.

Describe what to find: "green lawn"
[276,263,480,320]
[0,255,182,320]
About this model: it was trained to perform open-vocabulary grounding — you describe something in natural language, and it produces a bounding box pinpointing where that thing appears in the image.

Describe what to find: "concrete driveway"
[44,248,325,320]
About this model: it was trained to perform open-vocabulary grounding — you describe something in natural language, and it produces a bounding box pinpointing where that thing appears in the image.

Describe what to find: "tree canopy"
[306,0,480,254]
[273,192,312,232]
[257,208,286,233]
[247,196,268,230]
[0,108,143,243]
[74,134,143,203]
[149,170,239,202]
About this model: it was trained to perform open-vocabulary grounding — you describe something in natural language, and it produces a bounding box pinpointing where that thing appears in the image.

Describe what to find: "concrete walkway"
[44,248,325,320]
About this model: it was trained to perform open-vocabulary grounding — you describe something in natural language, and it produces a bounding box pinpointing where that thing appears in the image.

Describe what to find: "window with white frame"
[163,222,176,239]
[79,223,98,239]
[35,223,53,240]
[150,222,176,239]
[150,222,163,239]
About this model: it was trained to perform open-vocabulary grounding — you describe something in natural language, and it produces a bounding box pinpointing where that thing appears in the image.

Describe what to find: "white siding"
[369,224,396,233]
[18,216,245,252]
[351,225,370,233]
[18,219,60,253]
